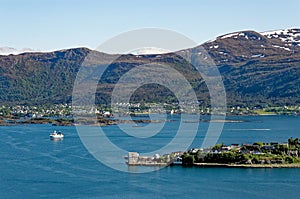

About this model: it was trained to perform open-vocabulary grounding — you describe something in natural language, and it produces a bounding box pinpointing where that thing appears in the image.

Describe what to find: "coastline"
[193,163,300,168]
[125,162,300,168]
[127,162,169,166]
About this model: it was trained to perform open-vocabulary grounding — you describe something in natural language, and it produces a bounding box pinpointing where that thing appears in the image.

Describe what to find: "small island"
[126,137,300,168]
[182,137,300,168]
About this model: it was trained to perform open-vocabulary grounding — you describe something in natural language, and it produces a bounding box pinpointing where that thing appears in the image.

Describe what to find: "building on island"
[128,152,139,164]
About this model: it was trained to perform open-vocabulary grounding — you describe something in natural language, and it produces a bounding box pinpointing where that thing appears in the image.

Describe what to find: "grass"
[253,109,276,115]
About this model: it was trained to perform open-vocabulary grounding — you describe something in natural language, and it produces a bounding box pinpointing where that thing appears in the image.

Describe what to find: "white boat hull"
[50,131,64,139]
[50,135,64,139]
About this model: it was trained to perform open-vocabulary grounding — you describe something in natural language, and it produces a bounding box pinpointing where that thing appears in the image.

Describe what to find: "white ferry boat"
[50,130,64,139]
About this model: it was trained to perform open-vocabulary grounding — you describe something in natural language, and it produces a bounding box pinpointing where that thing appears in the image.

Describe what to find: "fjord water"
[1,115,300,198]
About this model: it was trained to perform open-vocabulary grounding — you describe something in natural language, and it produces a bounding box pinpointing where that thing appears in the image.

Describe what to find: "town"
[0,103,300,119]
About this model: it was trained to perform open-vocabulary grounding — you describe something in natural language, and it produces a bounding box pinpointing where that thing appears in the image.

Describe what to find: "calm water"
[1,115,300,198]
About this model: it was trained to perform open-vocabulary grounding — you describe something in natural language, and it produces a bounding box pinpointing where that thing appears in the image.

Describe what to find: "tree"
[182,154,194,166]
[212,144,221,151]
[273,144,288,155]
[288,137,295,149]
[252,157,259,164]
[294,138,299,147]
[285,156,294,164]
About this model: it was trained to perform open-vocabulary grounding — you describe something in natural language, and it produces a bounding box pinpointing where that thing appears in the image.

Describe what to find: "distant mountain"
[0,28,299,106]
[129,47,171,55]
[0,47,38,55]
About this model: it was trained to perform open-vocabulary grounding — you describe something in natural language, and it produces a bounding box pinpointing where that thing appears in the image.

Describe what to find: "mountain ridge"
[0,28,299,106]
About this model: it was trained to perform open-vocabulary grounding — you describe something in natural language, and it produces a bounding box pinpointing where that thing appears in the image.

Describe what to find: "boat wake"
[228,128,271,131]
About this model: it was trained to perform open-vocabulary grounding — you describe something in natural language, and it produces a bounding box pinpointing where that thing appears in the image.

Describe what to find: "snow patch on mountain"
[205,28,300,47]
[218,31,262,41]
[272,45,291,51]
[209,45,219,49]
[251,54,265,58]
[261,29,300,44]
[220,32,239,39]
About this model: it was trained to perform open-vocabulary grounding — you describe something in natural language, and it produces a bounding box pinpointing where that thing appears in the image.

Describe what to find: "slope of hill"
[0,48,90,104]
[0,28,299,106]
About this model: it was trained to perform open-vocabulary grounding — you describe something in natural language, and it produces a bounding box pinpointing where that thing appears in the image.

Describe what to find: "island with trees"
[180,138,300,168]
[125,138,300,168]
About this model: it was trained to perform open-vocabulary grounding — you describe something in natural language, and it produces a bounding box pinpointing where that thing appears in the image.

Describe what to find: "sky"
[1,0,300,51]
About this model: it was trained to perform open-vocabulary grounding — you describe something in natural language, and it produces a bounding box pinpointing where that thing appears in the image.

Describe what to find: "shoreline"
[193,163,300,168]
[0,114,298,126]
[125,162,300,168]
[127,162,169,166]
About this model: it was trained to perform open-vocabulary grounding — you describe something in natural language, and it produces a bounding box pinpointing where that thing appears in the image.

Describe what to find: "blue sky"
[1,0,300,51]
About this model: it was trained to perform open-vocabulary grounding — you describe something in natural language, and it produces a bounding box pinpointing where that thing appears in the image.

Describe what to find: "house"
[287,150,298,157]
[153,153,160,159]
[221,146,231,151]
[172,156,182,165]
[211,150,220,154]
[261,145,275,150]
[171,151,184,156]
[231,144,240,149]
[202,148,211,153]
[103,111,111,117]
[242,144,260,151]
[252,151,264,155]
[188,148,200,153]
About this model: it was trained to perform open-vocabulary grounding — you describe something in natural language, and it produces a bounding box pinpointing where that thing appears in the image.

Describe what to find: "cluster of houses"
[112,102,201,114]
[1,104,113,119]
[189,142,290,155]
[126,141,298,166]
[0,104,72,118]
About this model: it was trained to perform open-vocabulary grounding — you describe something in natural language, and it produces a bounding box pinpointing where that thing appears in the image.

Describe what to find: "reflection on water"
[50,138,64,142]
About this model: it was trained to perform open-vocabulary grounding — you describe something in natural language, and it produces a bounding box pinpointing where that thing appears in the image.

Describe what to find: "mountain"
[0,28,299,106]
[199,29,300,105]
[0,48,90,104]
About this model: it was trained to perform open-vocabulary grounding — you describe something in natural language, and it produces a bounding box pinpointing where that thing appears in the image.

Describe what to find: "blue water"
[1,115,300,198]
